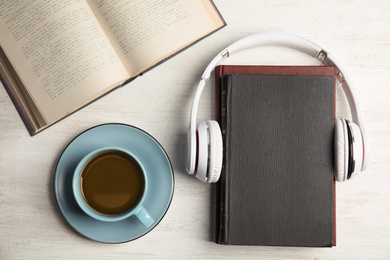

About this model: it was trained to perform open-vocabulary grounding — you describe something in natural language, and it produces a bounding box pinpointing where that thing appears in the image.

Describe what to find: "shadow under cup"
[72,147,154,227]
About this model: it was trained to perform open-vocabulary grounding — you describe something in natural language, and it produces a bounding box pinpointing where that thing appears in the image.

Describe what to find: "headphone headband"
[186,32,368,176]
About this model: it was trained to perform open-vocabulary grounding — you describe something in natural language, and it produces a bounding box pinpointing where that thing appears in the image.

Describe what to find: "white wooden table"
[1,1,390,259]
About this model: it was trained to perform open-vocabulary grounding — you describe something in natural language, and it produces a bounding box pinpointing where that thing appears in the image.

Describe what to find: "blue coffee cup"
[72,147,154,227]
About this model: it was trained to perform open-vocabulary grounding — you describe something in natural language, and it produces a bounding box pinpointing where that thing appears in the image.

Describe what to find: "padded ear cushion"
[349,121,364,179]
[195,122,209,182]
[206,120,223,183]
[334,119,349,182]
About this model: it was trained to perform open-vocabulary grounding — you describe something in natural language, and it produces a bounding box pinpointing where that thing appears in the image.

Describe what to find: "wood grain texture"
[1,0,390,259]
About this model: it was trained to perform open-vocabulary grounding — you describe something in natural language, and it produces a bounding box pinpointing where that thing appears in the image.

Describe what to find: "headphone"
[185,32,369,183]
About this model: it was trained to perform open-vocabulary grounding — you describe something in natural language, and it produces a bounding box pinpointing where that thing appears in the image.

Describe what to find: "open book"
[0,0,225,135]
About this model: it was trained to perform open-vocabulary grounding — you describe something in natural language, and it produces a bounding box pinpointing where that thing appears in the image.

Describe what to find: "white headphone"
[185,32,369,183]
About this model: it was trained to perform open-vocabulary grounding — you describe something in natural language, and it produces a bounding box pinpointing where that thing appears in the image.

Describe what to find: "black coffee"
[80,151,145,215]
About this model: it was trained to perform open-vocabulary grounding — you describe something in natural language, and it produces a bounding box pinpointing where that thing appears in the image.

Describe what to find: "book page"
[88,0,224,76]
[0,0,129,124]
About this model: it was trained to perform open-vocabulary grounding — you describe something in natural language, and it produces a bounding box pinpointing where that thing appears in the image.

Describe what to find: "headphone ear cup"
[334,119,349,182]
[206,120,223,183]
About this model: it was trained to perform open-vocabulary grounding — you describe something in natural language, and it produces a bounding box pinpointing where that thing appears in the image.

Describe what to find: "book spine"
[214,66,221,243]
[218,75,230,244]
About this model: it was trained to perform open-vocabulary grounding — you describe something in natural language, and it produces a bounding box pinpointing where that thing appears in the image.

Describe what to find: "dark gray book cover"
[218,74,334,247]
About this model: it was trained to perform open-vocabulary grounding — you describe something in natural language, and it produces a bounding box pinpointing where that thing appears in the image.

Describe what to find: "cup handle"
[135,206,154,227]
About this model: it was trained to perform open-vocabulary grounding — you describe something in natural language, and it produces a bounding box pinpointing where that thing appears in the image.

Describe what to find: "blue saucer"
[53,124,174,243]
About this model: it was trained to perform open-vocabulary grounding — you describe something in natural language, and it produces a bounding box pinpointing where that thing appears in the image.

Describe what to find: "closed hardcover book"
[215,66,336,247]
